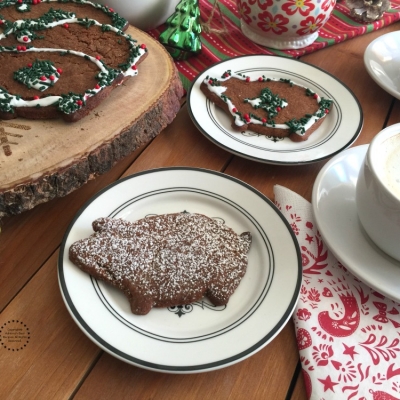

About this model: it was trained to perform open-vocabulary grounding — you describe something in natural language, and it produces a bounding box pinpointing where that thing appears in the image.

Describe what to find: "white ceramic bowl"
[356,124,400,261]
[95,0,180,31]
[236,0,336,49]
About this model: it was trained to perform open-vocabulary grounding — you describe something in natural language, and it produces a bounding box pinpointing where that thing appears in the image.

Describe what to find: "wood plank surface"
[1,20,399,400]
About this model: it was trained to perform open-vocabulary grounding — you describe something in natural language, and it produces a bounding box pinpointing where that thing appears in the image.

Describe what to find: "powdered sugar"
[69,212,252,315]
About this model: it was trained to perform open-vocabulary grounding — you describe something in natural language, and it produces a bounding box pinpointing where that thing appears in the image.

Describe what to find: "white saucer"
[312,145,400,302]
[364,31,400,99]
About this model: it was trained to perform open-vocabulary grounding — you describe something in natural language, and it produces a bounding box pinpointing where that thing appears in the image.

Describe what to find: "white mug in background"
[236,0,336,50]
[95,0,180,31]
[356,124,400,261]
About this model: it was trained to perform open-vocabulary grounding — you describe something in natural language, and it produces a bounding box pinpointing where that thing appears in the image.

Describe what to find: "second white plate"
[364,31,400,100]
[188,55,363,165]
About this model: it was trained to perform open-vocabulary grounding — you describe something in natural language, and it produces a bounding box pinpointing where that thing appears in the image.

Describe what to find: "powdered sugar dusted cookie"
[69,213,252,315]
[200,70,333,142]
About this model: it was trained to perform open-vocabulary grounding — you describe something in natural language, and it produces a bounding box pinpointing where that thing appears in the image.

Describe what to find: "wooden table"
[1,23,400,399]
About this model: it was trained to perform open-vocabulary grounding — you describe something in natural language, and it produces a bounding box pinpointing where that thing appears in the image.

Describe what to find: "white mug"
[356,123,400,261]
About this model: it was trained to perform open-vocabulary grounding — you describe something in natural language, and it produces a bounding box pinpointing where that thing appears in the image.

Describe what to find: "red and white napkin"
[274,185,400,400]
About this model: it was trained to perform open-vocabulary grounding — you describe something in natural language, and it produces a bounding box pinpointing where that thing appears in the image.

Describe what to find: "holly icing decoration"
[14,60,61,91]
[57,93,86,114]
[244,87,287,123]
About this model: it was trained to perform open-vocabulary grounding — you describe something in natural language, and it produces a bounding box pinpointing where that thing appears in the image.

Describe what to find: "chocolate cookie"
[69,213,252,315]
[200,70,333,142]
[0,0,148,122]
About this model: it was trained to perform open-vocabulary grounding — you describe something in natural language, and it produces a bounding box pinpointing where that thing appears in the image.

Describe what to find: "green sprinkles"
[14,59,59,91]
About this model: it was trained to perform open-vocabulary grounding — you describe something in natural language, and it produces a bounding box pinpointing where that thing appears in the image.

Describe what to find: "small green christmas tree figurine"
[159,0,201,61]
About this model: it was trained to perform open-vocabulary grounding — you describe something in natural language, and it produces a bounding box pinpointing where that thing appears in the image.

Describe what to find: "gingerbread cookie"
[69,213,252,315]
[200,70,333,142]
[0,0,148,122]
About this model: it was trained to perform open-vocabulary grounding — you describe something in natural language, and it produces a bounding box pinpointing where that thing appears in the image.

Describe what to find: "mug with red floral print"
[236,0,336,49]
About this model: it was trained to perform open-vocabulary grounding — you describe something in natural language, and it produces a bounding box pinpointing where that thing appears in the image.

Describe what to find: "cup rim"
[367,123,400,203]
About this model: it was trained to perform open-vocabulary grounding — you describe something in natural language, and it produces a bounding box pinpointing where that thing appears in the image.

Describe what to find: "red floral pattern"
[257,11,289,35]
[296,13,327,35]
[274,185,400,400]
[282,0,316,16]
[237,0,253,24]
[237,0,335,42]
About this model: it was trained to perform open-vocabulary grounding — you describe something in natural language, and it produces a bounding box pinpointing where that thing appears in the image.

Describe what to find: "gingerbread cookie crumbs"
[200,70,333,142]
[0,0,148,122]
[69,213,252,315]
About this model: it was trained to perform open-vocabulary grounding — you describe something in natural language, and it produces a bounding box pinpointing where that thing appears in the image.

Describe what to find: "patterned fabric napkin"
[148,0,400,90]
[273,185,400,400]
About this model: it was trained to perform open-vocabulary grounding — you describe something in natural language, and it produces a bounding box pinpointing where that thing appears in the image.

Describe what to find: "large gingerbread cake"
[201,70,333,142]
[0,0,148,122]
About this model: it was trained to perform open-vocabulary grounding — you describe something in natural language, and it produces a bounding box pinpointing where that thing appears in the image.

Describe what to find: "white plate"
[312,145,400,302]
[364,31,400,99]
[58,168,301,373]
[188,55,362,165]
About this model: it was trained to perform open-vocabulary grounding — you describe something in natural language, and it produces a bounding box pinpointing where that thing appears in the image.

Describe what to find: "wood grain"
[0,26,183,219]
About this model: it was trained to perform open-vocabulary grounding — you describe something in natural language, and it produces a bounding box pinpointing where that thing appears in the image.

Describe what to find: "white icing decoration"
[0,0,145,113]
[204,72,329,136]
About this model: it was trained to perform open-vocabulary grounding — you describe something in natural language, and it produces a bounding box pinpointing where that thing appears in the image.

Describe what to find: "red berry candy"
[23,36,28,42]
[246,77,250,82]
[27,63,32,68]
[313,93,318,99]
[232,107,237,113]
[276,106,281,112]
[131,65,137,70]
[49,75,55,81]
[63,23,69,29]
[40,76,47,81]
[56,68,63,74]
[262,118,267,123]
[33,96,39,100]
[258,77,263,82]
[18,0,22,3]
[76,100,83,106]
[95,84,100,89]
[325,109,329,114]
[0,20,4,25]
[140,44,146,49]
[96,55,101,60]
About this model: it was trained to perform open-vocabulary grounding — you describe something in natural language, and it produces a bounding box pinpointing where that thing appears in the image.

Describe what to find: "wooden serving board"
[0,26,184,219]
